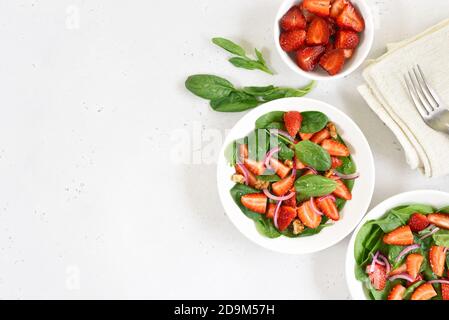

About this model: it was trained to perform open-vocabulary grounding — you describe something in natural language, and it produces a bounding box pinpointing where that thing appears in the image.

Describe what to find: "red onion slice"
[377,254,391,274]
[263,189,295,201]
[388,273,415,282]
[419,227,440,240]
[236,162,249,185]
[395,244,421,262]
[334,171,360,180]
[318,195,336,203]
[309,197,323,216]
[370,251,380,273]
[428,279,449,285]
[269,129,295,142]
[419,224,436,235]
[304,166,318,174]
[264,147,280,170]
[273,200,283,230]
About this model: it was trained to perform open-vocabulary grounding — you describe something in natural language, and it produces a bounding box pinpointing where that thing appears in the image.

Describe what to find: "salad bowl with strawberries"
[274,0,374,80]
[217,98,374,254]
[346,190,449,300]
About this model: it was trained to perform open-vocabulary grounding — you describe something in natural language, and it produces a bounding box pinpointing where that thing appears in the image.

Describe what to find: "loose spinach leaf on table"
[185,74,235,100]
[212,37,246,57]
[294,175,337,198]
[295,140,332,171]
[210,91,260,112]
[300,111,328,134]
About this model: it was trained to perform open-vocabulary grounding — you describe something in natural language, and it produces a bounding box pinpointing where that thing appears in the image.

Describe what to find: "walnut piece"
[284,159,294,168]
[327,122,338,139]
[292,219,305,235]
[254,180,270,190]
[231,174,245,184]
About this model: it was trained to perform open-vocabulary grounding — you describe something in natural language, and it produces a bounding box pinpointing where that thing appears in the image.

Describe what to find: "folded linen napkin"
[358,19,449,178]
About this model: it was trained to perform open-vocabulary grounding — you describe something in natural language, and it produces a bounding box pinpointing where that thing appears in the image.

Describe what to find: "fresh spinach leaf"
[224,141,237,167]
[185,74,235,100]
[210,91,260,112]
[295,175,337,198]
[243,86,276,97]
[295,140,332,171]
[255,216,281,238]
[212,37,246,57]
[229,57,273,75]
[300,111,328,134]
[278,142,294,161]
[255,111,285,129]
[433,229,449,247]
[256,175,280,182]
[403,281,425,300]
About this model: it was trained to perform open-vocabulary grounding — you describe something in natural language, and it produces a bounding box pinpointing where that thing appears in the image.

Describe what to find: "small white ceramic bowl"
[217,97,375,254]
[274,0,374,80]
[345,190,449,300]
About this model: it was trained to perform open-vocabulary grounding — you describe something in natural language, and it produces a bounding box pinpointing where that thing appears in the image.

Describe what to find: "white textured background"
[1,0,449,299]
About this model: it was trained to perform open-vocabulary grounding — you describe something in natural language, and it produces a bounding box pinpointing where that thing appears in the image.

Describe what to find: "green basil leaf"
[294,175,337,198]
[300,111,329,133]
[295,140,332,171]
[212,37,246,57]
[185,74,235,100]
[433,229,449,247]
[255,111,285,129]
[210,91,260,112]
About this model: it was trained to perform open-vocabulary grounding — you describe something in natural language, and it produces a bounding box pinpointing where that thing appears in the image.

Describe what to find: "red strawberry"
[272,174,295,196]
[277,206,297,231]
[383,226,414,246]
[317,197,339,221]
[327,19,337,36]
[390,263,407,276]
[235,164,258,187]
[300,132,314,141]
[295,158,307,169]
[239,144,248,160]
[241,193,267,214]
[266,203,276,219]
[411,283,437,301]
[406,253,424,280]
[321,139,350,156]
[302,0,331,17]
[333,179,352,200]
[243,158,266,176]
[330,0,348,19]
[284,187,297,207]
[306,17,330,45]
[336,3,365,32]
[311,128,331,144]
[343,49,354,59]
[408,213,430,232]
[429,246,446,277]
[331,157,343,169]
[269,158,291,179]
[302,169,317,176]
[442,280,449,300]
[366,263,387,291]
[297,201,322,229]
[319,49,345,76]
[280,30,306,52]
[427,213,449,230]
[280,6,307,31]
[300,3,317,23]
[284,111,303,137]
[387,284,406,300]
[296,46,326,71]
[335,30,360,49]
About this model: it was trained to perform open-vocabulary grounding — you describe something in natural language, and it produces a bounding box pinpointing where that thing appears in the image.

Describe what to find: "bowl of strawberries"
[275,0,374,79]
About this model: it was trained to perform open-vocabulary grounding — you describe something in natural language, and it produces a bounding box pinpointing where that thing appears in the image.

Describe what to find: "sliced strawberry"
[284,187,297,207]
[302,0,331,17]
[272,174,295,196]
[297,201,322,229]
[296,46,325,71]
[407,273,423,287]
[442,280,449,300]
[280,5,307,31]
[327,18,337,36]
[333,179,352,200]
[325,41,335,53]
[284,111,303,137]
[241,193,267,214]
[390,263,407,276]
[311,128,331,144]
[411,283,437,301]
[319,49,345,76]
[235,164,258,187]
[429,246,446,277]
[239,144,248,160]
[343,49,354,59]
[300,132,314,141]
[266,203,276,219]
[406,253,424,280]
[330,0,348,19]
[335,30,360,49]
[317,197,339,221]
[321,139,350,156]
[243,158,266,176]
[366,263,387,291]
[387,284,406,300]
[269,158,291,179]
[383,225,414,246]
[306,17,330,45]
[300,3,317,23]
[336,3,365,32]
[277,206,297,231]
[280,30,306,52]
[295,158,307,169]
[427,213,449,230]
[331,157,343,169]
[408,213,430,232]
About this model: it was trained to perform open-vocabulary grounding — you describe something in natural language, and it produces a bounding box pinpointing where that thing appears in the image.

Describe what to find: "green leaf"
[255,48,266,64]
[404,281,425,300]
[229,184,263,221]
[439,206,449,214]
[278,142,294,161]
[243,86,276,97]
[433,229,449,247]
[300,111,329,133]
[229,57,273,75]
[256,174,280,182]
[295,140,332,171]
[294,175,337,198]
[246,129,270,161]
[185,74,235,100]
[224,141,237,167]
[210,91,260,112]
[255,216,281,238]
[261,85,313,101]
[255,111,285,129]
[212,37,246,57]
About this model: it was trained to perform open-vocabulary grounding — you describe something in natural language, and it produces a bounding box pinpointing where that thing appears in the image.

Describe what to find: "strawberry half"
[331,157,343,169]
[243,158,266,176]
[311,128,331,144]
[429,246,446,277]
[330,0,348,19]
[280,5,307,31]
[411,283,437,301]
[269,158,291,179]
[300,132,314,141]
[366,263,387,291]
[387,284,406,301]
[408,213,430,232]
[317,197,339,221]
[241,193,267,214]
[319,49,345,76]
[280,30,306,52]
[272,174,295,196]
[296,46,326,71]
[297,201,322,229]
[295,158,307,169]
[277,206,297,231]
[266,203,276,219]
[239,144,249,161]
[321,139,350,156]
[333,179,352,200]
[235,164,258,188]
[406,253,424,280]
[306,17,330,45]
[336,3,365,32]
[427,213,449,230]
[383,225,414,246]
[284,111,303,137]
[302,0,331,17]
[335,30,360,49]
[284,187,297,207]
[442,280,449,300]
[390,264,407,276]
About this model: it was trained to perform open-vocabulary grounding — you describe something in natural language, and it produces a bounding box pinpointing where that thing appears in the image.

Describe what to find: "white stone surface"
[0,0,448,299]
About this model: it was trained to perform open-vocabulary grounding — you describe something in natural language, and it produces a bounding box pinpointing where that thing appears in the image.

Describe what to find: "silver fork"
[404,65,449,134]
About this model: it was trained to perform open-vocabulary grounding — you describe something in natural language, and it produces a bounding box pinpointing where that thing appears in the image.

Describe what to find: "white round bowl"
[217,97,375,254]
[345,190,449,300]
[274,0,374,80]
